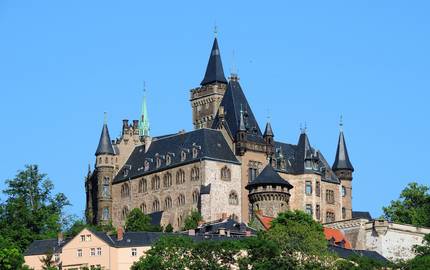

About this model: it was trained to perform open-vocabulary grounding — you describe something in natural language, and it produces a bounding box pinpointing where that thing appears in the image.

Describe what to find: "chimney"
[57,232,64,245]
[117,227,124,241]
[132,120,139,128]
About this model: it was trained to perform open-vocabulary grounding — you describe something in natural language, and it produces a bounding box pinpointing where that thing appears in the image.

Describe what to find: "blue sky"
[1,1,429,219]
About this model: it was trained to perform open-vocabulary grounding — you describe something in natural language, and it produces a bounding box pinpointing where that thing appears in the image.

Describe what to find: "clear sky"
[1,1,429,219]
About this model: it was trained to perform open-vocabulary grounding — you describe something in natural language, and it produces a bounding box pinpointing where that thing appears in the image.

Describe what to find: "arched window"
[229,191,239,205]
[164,196,172,209]
[221,166,231,181]
[181,151,186,161]
[192,190,199,204]
[166,155,171,166]
[156,158,161,168]
[177,194,185,206]
[191,167,200,181]
[176,169,185,185]
[192,148,198,158]
[102,207,110,220]
[121,206,129,220]
[121,183,130,198]
[139,178,147,193]
[152,176,160,190]
[140,203,147,214]
[144,161,150,171]
[152,199,160,212]
[163,173,172,188]
[102,177,110,197]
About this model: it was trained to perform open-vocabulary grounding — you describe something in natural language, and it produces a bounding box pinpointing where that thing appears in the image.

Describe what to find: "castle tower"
[332,119,354,220]
[246,164,294,218]
[138,86,150,137]
[263,121,275,158]
[190,36,228,129]
[92,115,116,224]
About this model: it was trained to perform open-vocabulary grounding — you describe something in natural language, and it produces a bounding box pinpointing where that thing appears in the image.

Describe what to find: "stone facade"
[190,83,227,129]
[326,218,430,261]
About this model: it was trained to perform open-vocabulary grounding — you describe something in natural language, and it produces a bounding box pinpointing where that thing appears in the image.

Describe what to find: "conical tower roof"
[200,37,228,86]
[264,122,274,137]
[95,122,115,156]
[246,164,293,190]
[332,130,354,172]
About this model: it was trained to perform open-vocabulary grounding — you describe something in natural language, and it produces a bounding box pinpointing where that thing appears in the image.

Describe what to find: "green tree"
[65,218,116,237]
[40,250,57,270]
[0,165,70,251]
[125,208,162,232]
[182,210,202,231]
[383,182,430,227]
[0,245,25,270]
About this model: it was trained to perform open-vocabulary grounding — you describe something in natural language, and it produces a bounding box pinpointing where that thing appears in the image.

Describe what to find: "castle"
[85,36,355,230]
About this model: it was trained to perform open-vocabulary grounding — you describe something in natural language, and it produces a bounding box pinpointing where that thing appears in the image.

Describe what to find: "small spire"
[264,121,274,137]
[201,35,227,86]
[332,120,354,172]
[239,104,246,131]
[104,112,107,125]
[139,82,150,137]
[95,114,115,156]
[339,115,344,132]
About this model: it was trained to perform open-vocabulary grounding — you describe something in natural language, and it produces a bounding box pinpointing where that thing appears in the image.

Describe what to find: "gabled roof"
[24,238,71,256]
[201,38,227,86]
[352,211,372,220]
[212,78,263,142]
[95,123,115,156]
[246,164,293,189]
[332,130,354,172]
[114,129,239,183]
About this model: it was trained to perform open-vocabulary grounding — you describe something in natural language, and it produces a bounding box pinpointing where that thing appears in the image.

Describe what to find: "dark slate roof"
[274,134,340,184]
[114,129,239,183]
[201,38,228,86]
[212,78,263,143]
[149,211,163,226]
[332,131,354,172]
[195,219,256,235]
[328,245,389,263]
[95,124,115,155]
[263,122,274,137]
[24,238,71,256]
[246,164,293,190]
[200,184,211,195]
[352,211,372,220]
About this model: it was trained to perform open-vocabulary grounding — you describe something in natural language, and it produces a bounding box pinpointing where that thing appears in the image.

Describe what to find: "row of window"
[76,247,102,257]
[305,181,346,204]
[304,204,347,221]
[120,190,239,220]
[140,148,200,173]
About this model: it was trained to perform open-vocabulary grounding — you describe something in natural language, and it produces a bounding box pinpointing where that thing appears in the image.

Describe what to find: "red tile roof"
[324,228,352,249]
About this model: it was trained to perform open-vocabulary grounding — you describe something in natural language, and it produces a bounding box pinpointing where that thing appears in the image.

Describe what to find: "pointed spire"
[333,118,354,172]
[139,82,150,137]
[239,104,246,131]
[95,113,115,156]
[201,36,228,86]
[264,121,274,137]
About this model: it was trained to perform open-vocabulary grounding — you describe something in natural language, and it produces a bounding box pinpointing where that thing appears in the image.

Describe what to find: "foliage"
[0,244,25,270]
[182,210,203,231]
[266,210,328,256]
[394,233,430,270]
[65,218,116,237]
[383,182,430,227]
[125,208,162,232]
[0,165,70,252]
[334,255,390,270]
[414,233,430,256]
[40,250,57,270]
[164,224,174,233]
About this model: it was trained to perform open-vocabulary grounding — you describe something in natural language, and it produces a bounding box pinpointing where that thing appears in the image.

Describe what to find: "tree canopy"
[383,182,430,227]
[182,209,203,231]
[125,208,162,232]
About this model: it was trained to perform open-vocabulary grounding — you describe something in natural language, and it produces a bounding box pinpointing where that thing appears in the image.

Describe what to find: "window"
[316,181,321,197]
[80,235,85,242]
[326,190,335,204]
[176,169,185,185]
[140,203,147,214]
[326,211,335,223]
[102,207,110,220]
[177,194,185,206]
[305,181,312,195]
[122,206,129,220]
[77,249,83,257]
[342,207,346,219]
[192,190,199,204]
[342,186,346,197]
[305,204,313,215]
[139,178,147,193]
[248,168,258,183]
[97,247,102,256]
[156,158,161,168]
[90,248,96,256]
[131,248,137,257]
[86,235,91,241]
[153,199,160,212]
[102,177,110,197]
[144,161,150,171]
[192,148,198,158]
[121,183,130,198]
[165,196,172,209]
[164,173,172,188]
[54,253,60,262]
[151,176,161,190]
[316,204,321,220]
[191,167,200,181]
[166,155,171,166]
[229,191,239,205]
[221,166,231,181]
[181,151,187,161]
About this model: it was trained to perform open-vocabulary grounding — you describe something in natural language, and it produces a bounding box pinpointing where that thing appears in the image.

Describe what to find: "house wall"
[24,255,46,270]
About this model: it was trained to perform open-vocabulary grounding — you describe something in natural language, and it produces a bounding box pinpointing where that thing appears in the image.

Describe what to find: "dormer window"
[166,155,171,166]
[181,151,186,161]
[123,168,129,177]
[144,161,149,171]
[192,148,198,158]
[156,158,161,168]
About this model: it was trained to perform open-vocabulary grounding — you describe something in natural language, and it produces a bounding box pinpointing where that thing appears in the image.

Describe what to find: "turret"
[190,32,228,129]
[332,117,354,219]
[236,104,247,155]
[139,85,150,138]
[246,164,293,219]
[263,121,275,158]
